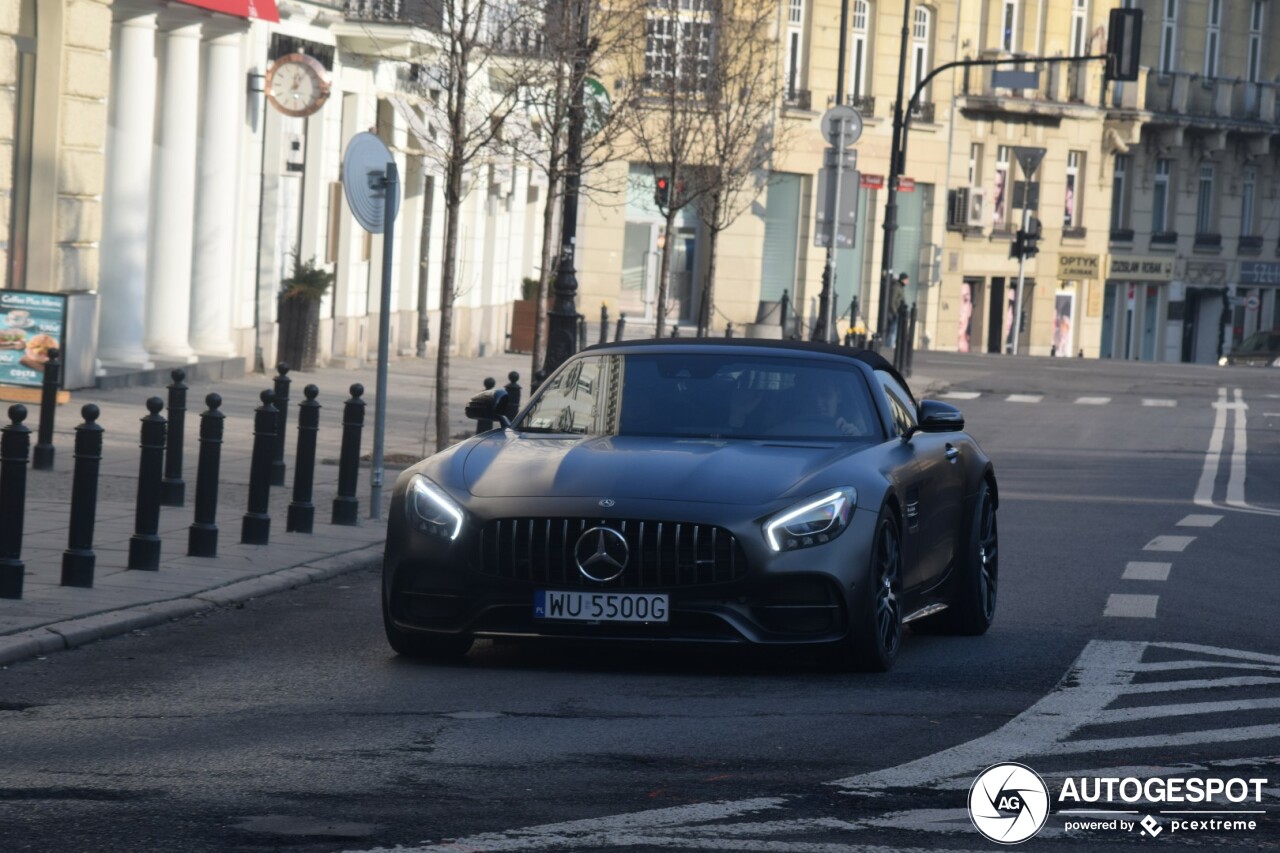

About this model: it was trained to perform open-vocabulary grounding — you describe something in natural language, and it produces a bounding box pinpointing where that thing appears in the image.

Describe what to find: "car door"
[877,373,963,591]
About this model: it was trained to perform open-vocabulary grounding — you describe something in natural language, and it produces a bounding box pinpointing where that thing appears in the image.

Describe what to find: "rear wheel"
[832,506,902,672]
[928,480,997,636]
[383,597,474,660]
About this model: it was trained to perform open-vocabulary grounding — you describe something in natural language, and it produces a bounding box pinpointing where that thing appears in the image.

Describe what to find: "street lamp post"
[544,0,590,377]
[811,0,852,343]
[877,0,912,350]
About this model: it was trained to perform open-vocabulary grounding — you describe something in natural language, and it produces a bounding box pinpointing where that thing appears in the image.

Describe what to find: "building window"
[1070,0,1088,55]
[1001,1,1019,52]
[1204,0,1222,78]
[644,0,715,94]
[1196,164,1215,235]
[1248,1,1264,83]
[1110,154,1129,232]
[968,143,984,186]
[1152,159,1171,233]
[994,145,1010,229]
[1160,0,1177,74]
[1241,168,1257,237]
[786,0,805,99]
[1064,151,1083,228]
[911,7,932,102]
[849,0,870,99]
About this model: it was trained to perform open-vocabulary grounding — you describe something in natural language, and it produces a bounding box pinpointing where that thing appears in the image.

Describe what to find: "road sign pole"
[1012,203,1030,355]
[823,121,847,343]
[371,162,397,521]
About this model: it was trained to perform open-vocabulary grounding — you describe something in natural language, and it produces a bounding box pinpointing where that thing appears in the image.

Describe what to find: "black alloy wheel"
[932,480,997,636]
[834,506,903,672]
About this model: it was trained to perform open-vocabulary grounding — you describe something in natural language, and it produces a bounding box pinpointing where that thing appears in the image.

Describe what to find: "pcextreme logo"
[968,763,1051,844]
[968,763,1270,844]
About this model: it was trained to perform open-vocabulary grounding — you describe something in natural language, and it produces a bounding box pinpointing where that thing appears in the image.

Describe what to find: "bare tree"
[403,0,547,450]
[511,0,638,377]
[689,0,787,337]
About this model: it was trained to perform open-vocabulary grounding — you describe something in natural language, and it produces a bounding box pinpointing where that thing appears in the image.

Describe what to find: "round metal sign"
[821,105,863,148]
[1245,295,1260,310]
[342,132,400,234]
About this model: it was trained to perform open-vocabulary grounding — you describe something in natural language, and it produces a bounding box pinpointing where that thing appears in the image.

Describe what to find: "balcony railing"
[846,93,875,117]
[1110,228,1135,244]
[345,0,407,21]
[1240,235,1264,255]
[909,101,935,123]
[1141,72,1278,124]
[1151,231,1178,246]
[784,89,812,111]
[1194,233,1222,252]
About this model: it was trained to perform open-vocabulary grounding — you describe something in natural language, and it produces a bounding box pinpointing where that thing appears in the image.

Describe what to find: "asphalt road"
[2,353,1277,852]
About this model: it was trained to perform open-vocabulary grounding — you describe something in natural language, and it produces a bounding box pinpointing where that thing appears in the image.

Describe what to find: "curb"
[0,544,384,668]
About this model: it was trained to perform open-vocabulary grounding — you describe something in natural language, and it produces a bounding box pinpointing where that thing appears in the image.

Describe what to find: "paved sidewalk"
[0,345,939,668]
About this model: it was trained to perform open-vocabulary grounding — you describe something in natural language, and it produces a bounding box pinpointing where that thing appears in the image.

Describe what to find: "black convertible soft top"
[578,337,914,403]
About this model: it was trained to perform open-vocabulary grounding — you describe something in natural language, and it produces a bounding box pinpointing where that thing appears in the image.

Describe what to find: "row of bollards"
[0,369,371,599]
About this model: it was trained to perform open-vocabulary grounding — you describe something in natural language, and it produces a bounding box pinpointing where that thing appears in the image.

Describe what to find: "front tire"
[939,480,998,635]
[832,506,903,672]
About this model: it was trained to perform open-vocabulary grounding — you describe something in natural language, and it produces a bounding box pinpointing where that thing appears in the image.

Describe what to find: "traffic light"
[1010,230,1026,260]
[1106,8,1143,82]
[654,176,670,207]
[1024,216,1041,258]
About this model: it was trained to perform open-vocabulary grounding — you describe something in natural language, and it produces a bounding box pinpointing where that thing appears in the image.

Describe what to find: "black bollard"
[188,393,225,558]
[160,368,187,507]
[475,377,496,435]
[780,289,791,336]
[615,313,626,342]
[32,348,60,470]
[504,371,522,414]
[905,303,918,377]
[0,405,31,599]
[532,368,547,394]
[671,325,680,338]
[61,404,104,587]
[241,389,278,545]
[287,385,321,534]
[128,397,167,571]
[270,362,291,487]
[599,303,609,346]
[332,383,365,526]
[725,322,734,339]
[576,314,587,351]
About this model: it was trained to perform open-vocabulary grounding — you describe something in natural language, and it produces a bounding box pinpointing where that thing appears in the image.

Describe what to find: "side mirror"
[465,387,515,427]
[918,399,964,433]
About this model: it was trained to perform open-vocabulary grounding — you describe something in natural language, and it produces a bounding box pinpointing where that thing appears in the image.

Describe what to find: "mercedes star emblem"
[574,526,629,582]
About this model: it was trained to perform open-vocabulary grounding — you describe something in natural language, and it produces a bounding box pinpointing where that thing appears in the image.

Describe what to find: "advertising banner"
[0,291,68,388]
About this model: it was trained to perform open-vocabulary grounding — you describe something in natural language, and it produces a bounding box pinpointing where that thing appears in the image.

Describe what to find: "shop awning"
[171,0,280,22]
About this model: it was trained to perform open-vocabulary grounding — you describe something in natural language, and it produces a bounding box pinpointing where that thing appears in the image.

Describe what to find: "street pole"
[370,161,397,520]
[877,0,912,349]
[812,0,852,343]
[544,0,589,377]
[1012,204,1030,355]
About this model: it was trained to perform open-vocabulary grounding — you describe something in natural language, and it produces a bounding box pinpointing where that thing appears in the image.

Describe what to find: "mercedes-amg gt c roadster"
[382,339,998,671]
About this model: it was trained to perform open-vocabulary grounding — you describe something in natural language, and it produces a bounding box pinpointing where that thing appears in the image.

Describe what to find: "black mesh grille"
[473,519,746,588]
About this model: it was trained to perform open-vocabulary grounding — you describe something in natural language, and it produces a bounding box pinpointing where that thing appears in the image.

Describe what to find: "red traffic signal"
[655,176,670,207]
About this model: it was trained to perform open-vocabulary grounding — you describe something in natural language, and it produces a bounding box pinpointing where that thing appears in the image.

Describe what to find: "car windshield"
[1237,330,1280,353]
[515,352,883,440]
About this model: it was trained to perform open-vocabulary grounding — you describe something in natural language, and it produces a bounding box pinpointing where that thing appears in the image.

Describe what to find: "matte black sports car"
[382,339,998,671]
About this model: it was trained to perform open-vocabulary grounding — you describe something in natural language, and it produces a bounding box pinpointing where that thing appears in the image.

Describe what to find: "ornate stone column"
[189,29,244,357]
[145,21,202,362]
[97,11,158,368]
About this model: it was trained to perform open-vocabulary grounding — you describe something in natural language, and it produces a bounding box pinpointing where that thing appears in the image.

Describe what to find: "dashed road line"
[1142,398,1178,407]
[1075,396,1111,405]
[1122,561,1172,581]
[1104,594,1159,618]
[940,391,981,400]
[1143,535,1195,552]
[1006,394,1043,403]
[1176,514,1222,528]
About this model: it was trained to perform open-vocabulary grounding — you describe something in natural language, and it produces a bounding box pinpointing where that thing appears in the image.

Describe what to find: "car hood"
[461,433,870,505]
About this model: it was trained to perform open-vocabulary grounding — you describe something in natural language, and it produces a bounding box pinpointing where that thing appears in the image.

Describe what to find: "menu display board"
[0,291,68,388]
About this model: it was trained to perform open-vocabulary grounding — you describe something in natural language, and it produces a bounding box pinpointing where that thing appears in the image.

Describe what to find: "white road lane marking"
[1176,514,1222,527]
[1006,394,1043,403]
[1075,397,1111,405]
[1122,561,1172,581]
[1227,388,1249,508]
[1091,697,1280,725]
[1264,412,1280,417]
[1104,594,1159,618]
[941,391,981,400]
[1046,724,1280,755]
[1143,535,1195,552]
[1149,642,1280,664]
[1195,388,1229,509]
[1142,399,1178,407]
[1195,389,1280,517]
[1122,676,1280,693]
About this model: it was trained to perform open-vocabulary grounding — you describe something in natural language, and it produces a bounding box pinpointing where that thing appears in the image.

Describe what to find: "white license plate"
[535,590,669,623]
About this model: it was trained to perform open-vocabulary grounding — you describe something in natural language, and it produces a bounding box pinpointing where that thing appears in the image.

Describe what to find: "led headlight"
[406,475,464,540]
[763,488,856,552]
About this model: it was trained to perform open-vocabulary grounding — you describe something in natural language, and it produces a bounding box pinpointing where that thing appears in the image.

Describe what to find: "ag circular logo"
[968,762,1050,844]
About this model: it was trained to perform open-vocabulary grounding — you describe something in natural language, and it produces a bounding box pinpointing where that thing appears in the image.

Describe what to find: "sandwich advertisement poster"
[0,291,67,388]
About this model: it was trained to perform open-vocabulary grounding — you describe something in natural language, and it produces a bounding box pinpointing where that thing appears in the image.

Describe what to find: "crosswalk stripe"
[1104,594,1158,618]
[1123,676,1280,693]
[1176,514,1222,527]
[1048,724,1280,755]
[1135,660,1280,673]
[941,391,981,400]
[1142,399,1178,407]
[1091,697,1280,724]
[1122,561,1171,581]
[1075,397,1111,405]
[1143,535,1195,552]
[1006,394,1043,403]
